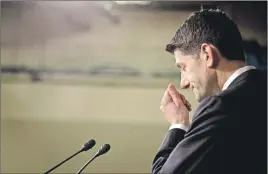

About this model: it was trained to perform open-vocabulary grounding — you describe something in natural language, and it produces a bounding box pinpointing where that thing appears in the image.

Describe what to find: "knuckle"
[170,91,177,95]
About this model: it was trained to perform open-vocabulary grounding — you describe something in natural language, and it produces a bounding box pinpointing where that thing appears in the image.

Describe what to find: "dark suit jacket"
[152,69,267,174]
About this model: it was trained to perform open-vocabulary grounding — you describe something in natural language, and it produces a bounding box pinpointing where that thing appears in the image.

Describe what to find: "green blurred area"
[2,119,168,173]
[1,82,197,173]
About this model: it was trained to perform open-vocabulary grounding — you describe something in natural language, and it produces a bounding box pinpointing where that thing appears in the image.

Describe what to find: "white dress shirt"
[169,65,256,132]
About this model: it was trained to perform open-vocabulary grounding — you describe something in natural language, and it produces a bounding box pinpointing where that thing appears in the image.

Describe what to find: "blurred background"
[1,1,267,173]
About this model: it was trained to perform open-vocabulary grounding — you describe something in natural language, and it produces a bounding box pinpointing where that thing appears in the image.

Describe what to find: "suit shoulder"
[188,96,229,137]
[193,96,224,120]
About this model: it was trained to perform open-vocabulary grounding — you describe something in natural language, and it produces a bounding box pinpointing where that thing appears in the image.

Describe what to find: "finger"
[180,94,186,105]
[185,103,192,111]
[160,105,164,112]
[180,94,191,107]
[161,88,172,106]
[186,100,191,108]
[168,83,183,107]
[182,97,192,111]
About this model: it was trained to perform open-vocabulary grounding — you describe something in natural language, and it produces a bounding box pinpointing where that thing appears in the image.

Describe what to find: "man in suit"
[152,9,267,174]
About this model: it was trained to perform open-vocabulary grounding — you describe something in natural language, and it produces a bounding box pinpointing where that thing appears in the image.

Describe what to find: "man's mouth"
[190,85,194,91]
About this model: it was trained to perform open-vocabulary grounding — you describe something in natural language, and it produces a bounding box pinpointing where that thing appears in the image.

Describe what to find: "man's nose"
[180,75,190,89]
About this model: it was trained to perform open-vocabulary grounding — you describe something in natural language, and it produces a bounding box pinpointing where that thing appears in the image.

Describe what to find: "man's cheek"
[187,73,196,84]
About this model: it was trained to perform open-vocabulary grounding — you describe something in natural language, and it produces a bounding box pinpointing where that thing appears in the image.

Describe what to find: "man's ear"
[200,43,218,68]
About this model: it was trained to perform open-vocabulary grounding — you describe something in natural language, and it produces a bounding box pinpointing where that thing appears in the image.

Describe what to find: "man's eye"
[176,64,186,72]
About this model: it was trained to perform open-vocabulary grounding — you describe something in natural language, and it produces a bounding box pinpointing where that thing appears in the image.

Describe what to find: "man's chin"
[195,96,202,103]
[195,93,209,103]
[193,91,204,103]
[193,89,201,102]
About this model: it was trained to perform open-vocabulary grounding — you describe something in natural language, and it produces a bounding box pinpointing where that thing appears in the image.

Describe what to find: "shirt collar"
[222,66,256,91]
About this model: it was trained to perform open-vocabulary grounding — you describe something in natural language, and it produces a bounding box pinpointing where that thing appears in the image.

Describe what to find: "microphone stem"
[77,155,98,174]
[44,149,83,174]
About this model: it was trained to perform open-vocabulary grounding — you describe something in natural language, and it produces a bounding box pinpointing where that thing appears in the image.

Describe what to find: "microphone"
[77,144,111,174]
[44,139,96,174]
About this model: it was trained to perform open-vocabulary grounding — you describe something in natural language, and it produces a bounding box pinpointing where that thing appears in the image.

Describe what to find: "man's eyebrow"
[176,63,181,68]
[175,62,185,68]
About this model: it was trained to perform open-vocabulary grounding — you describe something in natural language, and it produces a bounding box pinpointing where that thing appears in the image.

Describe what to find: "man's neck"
[217,61,246,90]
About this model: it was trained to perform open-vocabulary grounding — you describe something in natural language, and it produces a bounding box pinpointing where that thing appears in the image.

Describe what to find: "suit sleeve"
[152,96,229,174]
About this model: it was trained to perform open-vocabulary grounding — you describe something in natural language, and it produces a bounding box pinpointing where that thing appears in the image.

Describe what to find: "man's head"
[166,9,246,102]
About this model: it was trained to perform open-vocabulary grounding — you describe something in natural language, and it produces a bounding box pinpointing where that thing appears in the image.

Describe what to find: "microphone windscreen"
[82,139,96,151]
[98,144,111,155]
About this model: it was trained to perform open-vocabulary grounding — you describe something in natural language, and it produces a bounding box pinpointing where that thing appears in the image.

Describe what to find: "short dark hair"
[166,9,245,61]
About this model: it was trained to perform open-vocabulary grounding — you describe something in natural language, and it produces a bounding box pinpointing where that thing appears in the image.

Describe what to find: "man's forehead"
[174,49,182,56]
[174,50,187,63]
[174,49,197,64]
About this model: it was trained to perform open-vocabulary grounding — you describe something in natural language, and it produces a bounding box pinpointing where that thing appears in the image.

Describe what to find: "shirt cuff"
[169,124,188,132]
